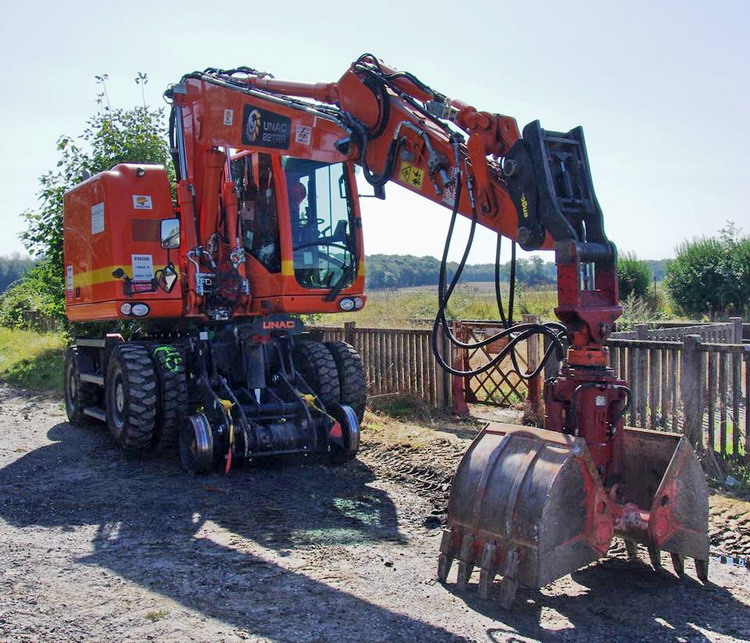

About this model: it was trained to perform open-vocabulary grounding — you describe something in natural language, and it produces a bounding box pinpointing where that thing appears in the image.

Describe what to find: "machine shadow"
[451,554,746,642]
[0,421,459,641]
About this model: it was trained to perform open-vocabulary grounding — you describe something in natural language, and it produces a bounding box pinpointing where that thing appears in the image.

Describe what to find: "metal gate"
[455,317,541,408]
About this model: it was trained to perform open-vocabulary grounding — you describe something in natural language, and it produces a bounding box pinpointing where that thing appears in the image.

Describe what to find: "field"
[324,283,558,328]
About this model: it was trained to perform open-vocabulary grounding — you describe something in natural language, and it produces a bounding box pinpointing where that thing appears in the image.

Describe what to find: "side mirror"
[157,263,179,293]
[160,218,180,249]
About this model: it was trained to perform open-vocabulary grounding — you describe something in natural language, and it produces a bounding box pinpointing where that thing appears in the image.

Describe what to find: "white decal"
[132,195,153,210]
[223,109,234,126]
[66,265,74,291]
[441,167,459,207]
[131,254,154,281]
[91,202,105,234]
[295,125,312,146]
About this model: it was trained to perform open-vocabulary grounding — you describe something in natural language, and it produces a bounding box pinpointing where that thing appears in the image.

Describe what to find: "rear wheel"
[150,345,188,451]
[292,341,340,408]
[106,343,157,451]
[325,341,367,422]
[64,347,99,425]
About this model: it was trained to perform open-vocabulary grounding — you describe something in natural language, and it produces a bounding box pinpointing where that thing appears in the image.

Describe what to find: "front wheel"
[105,343,157,450]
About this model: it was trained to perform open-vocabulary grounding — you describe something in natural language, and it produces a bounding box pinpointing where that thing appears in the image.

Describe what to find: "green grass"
[325,285,559,328]
[0,328,65,393]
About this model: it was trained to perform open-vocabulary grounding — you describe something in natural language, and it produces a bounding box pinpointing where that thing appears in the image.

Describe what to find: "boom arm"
[234,54,622,356]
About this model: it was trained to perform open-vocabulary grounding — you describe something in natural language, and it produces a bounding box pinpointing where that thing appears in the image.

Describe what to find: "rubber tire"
[64,347,100,425]
[105,343,157,451]
[150,345,188,451]
[324,341,367,422]
[292,341,340,408]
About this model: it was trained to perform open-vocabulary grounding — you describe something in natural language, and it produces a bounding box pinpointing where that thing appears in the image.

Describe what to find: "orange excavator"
[63,53,709,607]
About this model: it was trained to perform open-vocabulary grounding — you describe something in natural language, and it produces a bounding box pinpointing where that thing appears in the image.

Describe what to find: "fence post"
[344,321,356,346]
[523,314,544,419]
[729,317,743,344]
[680,334,704,448]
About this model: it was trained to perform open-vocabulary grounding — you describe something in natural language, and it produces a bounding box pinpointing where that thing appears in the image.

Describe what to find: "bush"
[618,252,652,301]
[0,261,64,332]
[665,223,750,318]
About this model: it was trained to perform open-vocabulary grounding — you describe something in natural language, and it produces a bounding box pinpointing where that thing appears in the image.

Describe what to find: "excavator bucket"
[618,427,710,578]
[438,423,614,606]
[438,423,710,607]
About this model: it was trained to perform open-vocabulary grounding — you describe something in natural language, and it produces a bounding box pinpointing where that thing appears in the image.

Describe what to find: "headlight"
[119,303,132,315]
[353,297,364,309]
[131,303,150,317]
[338,298,355,311]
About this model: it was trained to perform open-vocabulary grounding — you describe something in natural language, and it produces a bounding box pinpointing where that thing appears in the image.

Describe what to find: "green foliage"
[665,222,750,318]
[618,252,652,300]
[365,254,556,290]
[0,254,35,294]
[0,328,65,392]
[16,75,172,328]
[0,262,65,331]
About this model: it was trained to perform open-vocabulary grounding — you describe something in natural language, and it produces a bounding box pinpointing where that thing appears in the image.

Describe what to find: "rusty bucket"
[438,423,709,607]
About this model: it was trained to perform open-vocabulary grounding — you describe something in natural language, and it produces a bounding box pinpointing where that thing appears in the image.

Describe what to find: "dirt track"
[1,384,749,642]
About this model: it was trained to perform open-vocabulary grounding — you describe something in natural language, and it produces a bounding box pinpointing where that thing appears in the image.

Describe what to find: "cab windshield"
[283,158,357,291]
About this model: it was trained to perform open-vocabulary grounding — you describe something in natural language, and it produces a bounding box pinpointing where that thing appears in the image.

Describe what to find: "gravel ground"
[0,384,748,642]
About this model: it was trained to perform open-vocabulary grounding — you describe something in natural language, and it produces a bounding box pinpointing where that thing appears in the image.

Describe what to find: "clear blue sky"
[1,0,747,263]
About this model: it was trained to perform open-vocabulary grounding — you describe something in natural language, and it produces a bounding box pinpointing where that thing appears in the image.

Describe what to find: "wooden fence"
[611,318,744,343]
[318,322,453,407]
[548,332,749,457]
[317,321,748,457]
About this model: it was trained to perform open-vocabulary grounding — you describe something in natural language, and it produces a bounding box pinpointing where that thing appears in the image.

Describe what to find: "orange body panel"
[63,164,182,321]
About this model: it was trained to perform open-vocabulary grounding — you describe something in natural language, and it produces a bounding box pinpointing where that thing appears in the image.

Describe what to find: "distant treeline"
[365,254,668,289]
[0,254,34,294]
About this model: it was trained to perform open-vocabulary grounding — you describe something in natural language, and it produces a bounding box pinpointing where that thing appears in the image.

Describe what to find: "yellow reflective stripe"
[281,260,294,276]
[72,264,178,288]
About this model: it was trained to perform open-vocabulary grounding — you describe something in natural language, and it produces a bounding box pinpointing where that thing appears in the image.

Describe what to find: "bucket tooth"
[456,534,475,590]
[671,553,685,576]
[648,543,662,571]
[437,529,455,582]
[478,568,496,600]
[457,560,474,590]
[498,548,520,609]
[624,539,639,560]
[695,558,709,583]
[437,553,453,583]
[478,542,498,600]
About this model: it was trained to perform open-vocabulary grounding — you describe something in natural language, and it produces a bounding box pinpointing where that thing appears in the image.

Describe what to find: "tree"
[665,222,750,318]
[11,74,171,327]
[617,252,652,301]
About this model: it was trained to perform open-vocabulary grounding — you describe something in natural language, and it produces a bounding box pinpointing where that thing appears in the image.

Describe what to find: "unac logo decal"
[245,109,262,144]
[241,105,291,150]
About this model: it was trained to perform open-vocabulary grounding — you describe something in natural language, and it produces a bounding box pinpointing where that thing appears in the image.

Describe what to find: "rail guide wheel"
[180,413,215,474]
[327,402,360,465]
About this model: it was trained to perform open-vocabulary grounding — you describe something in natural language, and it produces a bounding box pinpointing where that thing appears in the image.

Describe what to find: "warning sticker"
[295,125,312,145]
[91,202,104,234]
[131,254,154,281]
[441,166,459,206]
[398,161,424,190]
[223,109,234,126]
[132,195,153,210]
[66,265,73,291]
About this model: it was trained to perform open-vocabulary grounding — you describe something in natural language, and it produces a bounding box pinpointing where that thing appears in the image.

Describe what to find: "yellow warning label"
[398,161,424,189]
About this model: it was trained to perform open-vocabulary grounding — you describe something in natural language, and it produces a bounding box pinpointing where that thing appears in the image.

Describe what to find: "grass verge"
[0,328,66,394]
